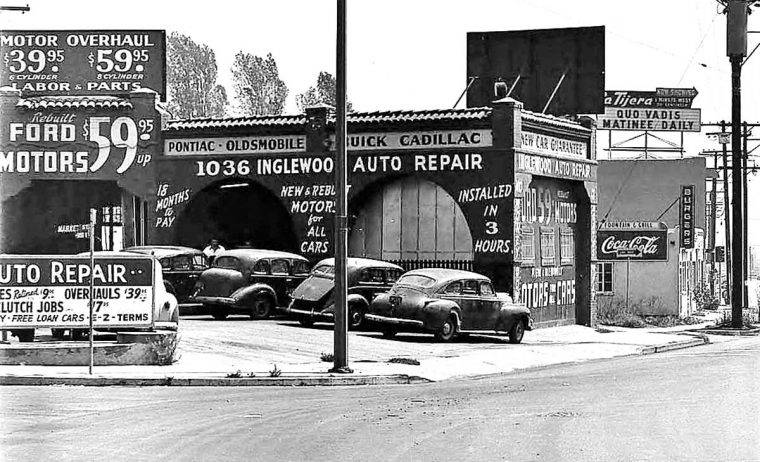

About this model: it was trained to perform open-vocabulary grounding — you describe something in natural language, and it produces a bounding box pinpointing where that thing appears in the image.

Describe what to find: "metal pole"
[626,257,630,313]
[722,121,732,304]
[710,150,718,297]
[88,208,96,375]
[331,0,351,373]
[730,55,743,328]
[742,122,749,313]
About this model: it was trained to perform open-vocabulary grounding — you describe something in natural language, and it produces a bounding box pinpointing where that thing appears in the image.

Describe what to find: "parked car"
[366,268,532,343]
[124,245,208,303]
[48,251,179,340]
[192,249,311,320]
[285,257,404,329]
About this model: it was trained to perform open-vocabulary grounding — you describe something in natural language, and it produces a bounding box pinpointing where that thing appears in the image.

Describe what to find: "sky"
[3,0,760,243]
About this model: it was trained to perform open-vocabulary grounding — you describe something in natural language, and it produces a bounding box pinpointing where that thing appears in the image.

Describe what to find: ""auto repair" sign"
[0,255,154,328]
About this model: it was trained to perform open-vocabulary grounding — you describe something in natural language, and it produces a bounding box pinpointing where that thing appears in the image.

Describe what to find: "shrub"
[693,285,720,311]
[320,352,334,362]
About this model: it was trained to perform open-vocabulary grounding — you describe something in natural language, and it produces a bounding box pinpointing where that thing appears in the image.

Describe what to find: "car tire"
[381,327,397,339]
[72,329,89,341]
[508,319,525,344]
[298,317,314,328]
[250,297,274,320]
[212,309,229,321]
[51,328,66,340]
[348,306,364,330]
[434,315,457,342]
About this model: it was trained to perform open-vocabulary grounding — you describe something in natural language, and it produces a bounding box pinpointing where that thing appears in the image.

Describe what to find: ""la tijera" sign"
[0,255,154,329]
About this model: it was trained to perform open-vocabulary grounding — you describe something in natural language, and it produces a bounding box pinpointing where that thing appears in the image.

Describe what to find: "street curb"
[0,374,430,387]
[638,334,709,355]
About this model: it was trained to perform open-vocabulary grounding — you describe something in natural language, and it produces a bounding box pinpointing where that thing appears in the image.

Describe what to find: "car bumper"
[364,313,424,328]
[285,307,334,320]
[193,296,237,306]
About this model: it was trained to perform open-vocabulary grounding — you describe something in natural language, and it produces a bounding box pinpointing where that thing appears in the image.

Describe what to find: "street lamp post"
[331,0,351,373]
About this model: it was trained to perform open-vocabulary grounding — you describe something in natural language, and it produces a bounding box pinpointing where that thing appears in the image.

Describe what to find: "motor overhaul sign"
[0,255,154,329]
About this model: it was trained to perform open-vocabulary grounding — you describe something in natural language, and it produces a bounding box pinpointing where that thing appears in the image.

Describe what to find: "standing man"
[203,239,225,263]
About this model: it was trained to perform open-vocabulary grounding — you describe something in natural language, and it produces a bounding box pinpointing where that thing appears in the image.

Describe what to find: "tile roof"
[521,109,590,132]
[166,115,307,131]
[165,107,493,132]
[343,107,492,124]
[16,96,133,110]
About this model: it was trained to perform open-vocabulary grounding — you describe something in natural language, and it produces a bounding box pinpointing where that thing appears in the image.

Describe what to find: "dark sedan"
[192,249,311,320]
[366,268,532,343]
[125,246,208,303]
[284,257,403,329]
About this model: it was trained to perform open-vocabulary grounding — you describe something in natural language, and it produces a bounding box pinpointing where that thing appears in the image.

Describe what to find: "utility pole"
[722,121,733,303]
[727,0,748,328]
[742,122,749,311]
[331,0,351,373]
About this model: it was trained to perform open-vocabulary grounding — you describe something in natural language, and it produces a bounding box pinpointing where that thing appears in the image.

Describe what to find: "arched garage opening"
[349,176,473,267]
[174,178,298,251]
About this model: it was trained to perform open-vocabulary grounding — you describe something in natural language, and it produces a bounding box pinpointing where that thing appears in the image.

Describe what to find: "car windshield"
[396,274,437,289]
[312,264,335,277]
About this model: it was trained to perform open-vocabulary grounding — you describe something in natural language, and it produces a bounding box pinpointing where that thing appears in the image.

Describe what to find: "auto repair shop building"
[153,98,598,328]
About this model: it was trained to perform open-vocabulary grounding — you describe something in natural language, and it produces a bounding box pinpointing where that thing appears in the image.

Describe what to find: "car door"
[438,280,468,327]
[458,280,483,330]
[265,258,292,304]
[166,254,198,303]
[478,281,501,330]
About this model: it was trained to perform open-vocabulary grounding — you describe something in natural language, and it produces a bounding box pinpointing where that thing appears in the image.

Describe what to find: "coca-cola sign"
[597,230,668,261]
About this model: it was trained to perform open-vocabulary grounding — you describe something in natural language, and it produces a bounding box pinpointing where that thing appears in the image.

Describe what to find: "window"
[214,256,242,271]
[520,227,535,264]
[312,264,335,277]
[270,259,290,275]
[462,280,479,295]
[386,269,402,283]
[540,227,556,266]
[293,261,311,276]
[252,259,270,275]
[193,254,208,270]
[361,268,385,283]
[596,262,613,293]
[480,282,495,297]
[444,281,462,294]
[397,274,437,288]
[171,256,192,271]
[560,229,574,265]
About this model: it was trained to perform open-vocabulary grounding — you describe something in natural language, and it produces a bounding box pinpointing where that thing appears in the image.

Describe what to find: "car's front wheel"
[508,319,525,344]
[434,315,457,342]
[211,308,229,321]
[250,297,273,320]
[298,317,314,328]
[381,327,397,339]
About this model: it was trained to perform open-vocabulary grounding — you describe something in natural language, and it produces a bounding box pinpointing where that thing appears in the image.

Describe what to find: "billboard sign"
[680,185,695,248]
[599,88,701,131]
[0,104,158,177]
[0,30,166,98]
[597,222,668,261]
[0,255,154,329]
[466,26,605,115]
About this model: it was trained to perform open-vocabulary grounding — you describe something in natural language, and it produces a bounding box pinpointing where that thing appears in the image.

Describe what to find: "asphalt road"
[1,336,759,462]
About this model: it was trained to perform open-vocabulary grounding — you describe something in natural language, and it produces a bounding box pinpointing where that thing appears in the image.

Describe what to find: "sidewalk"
[0,318,722,386]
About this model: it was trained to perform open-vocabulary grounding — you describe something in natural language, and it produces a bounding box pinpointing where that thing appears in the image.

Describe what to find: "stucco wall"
[597,157,707,230]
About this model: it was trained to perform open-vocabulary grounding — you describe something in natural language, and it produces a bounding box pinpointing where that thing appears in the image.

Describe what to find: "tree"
[231,52,288,116]
[166,32,227,119]
[296,71,353,112]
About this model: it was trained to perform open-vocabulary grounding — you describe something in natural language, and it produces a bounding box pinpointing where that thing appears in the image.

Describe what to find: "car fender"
[346,293,370,310]
[231,283,277,306]
[497,302,532,331]
[420,300,461,331]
